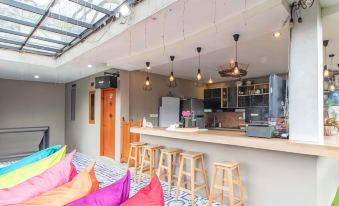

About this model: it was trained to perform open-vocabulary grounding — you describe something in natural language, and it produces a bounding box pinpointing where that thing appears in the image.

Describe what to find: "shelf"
[238,93,269,96]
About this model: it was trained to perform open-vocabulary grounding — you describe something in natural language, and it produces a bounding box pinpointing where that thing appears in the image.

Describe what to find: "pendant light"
[218,34,248,78]
[208,75,213,84]
[323,40,330,78]
[168,56,177,88]
[143,62,152,91]
[196,47,202,81]
[329,54,336,92]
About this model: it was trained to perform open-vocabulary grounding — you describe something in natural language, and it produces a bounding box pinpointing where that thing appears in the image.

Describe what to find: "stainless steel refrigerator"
[159,97,180,128]
[181,98,205,128]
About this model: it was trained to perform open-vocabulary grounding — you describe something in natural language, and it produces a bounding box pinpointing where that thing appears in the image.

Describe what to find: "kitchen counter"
[131,127,339,206]
[130,127,339,158]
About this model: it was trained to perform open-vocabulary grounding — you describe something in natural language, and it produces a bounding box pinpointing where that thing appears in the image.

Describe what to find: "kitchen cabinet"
[204,88,221,109]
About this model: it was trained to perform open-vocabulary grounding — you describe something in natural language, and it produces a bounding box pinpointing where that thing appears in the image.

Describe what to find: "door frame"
[100,88,116,157]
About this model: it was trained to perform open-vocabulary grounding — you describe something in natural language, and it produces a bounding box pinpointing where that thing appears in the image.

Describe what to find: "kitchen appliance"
[247,74,287,138]
[159,97,180,127]
[180,98,205,128]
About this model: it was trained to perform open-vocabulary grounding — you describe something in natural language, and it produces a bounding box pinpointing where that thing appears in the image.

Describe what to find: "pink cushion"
[0,150,77,206]
[120,175,164,206]
[65,170,131,206]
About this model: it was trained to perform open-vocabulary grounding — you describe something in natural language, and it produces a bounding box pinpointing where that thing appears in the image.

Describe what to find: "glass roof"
[0,0,134,57]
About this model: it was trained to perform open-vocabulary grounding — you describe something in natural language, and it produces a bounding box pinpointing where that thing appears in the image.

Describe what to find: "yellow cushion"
[0,146,66,189]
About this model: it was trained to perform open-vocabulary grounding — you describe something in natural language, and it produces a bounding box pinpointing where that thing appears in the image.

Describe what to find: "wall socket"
[150,114,158,118]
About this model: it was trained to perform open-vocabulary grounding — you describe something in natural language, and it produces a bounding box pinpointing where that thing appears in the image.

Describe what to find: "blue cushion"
[0,145,61,175]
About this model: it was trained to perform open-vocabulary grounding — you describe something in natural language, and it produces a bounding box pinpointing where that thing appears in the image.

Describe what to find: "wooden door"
[100,89,116,159]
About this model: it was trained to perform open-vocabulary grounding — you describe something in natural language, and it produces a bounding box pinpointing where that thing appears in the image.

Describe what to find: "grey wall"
[129,71,204,126]
[64,69,202,160]
[0,79,65,155]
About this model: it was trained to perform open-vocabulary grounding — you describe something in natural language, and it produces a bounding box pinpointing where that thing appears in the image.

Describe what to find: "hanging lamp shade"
[143,62,152,91]
[195,47,205,87]
[218,34,248,78]
[168,56,177,88]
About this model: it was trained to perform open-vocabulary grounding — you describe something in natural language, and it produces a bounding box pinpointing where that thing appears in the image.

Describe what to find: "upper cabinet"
[204,88,221,109]
[204,83,270,109]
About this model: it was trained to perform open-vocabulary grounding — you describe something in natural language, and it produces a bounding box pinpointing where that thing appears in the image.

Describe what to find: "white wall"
[289,0,324,143]
[0,79,65,155]
[65,69,130,159]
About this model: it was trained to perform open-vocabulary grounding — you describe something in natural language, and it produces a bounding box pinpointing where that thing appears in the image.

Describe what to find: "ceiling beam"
[30,36,69,46]
[26,43,61,53]
[39,26,79,38]
[0,37,23,45]
[48,13,93,29]
[0,14,36,27]
[68,0,111,15]
[322,3,339,17]
[0,0,92,28]
[0,28,29,37]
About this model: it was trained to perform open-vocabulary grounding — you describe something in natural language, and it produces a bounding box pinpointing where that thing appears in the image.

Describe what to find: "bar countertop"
[130,127,339,158]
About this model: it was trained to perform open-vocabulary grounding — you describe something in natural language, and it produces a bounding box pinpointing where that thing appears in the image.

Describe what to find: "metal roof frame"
[0,0,139,57]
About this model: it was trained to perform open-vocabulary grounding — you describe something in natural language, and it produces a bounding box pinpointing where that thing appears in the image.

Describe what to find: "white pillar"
[289,0,323,143]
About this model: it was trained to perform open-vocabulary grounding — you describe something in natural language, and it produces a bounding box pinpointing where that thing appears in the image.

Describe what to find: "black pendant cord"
[235,40,238,63]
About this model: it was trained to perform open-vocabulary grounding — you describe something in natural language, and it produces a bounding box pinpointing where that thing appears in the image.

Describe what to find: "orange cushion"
[17,162,99,206]
[121,175,164,206]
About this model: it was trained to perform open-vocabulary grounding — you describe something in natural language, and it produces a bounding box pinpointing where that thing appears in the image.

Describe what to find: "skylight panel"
[13,0,53,10]
[0,3,42,24]
[51,0,106,24]
[33,29,75,43]
[82,0,123,11]
[27,38,65,49]
[0,32,26,42]
[0,19,33,34]
[41,17,86,35]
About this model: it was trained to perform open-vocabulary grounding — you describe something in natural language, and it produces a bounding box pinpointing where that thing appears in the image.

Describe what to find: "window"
[71,84,76,120]
[89,91,95,124]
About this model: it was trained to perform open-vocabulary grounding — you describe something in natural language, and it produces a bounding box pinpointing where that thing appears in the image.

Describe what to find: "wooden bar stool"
[126,142,147,181]
[157,148,182,194]
[208,161,246,206]
[138,144,163,183]
[175,152,209,205]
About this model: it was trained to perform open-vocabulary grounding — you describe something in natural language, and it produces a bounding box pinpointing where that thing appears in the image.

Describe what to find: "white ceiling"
[0,0,337,83]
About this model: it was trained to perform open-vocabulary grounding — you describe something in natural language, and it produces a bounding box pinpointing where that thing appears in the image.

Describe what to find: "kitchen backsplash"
[205,112,244,128]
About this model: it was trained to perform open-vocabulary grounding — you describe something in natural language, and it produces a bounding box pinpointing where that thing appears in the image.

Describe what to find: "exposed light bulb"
[234,66,239,74]
[147,66,151,70]
[329,83,336,92]
[120,4,131,17]
[208,77,213,84]
[34,75,40,79]
[197,69,202,80]
[169,74,174,82]
[145,76,150,86]
[197,73,202,80]
[87,64,92,68]
[324,69,330,78]
[273,32,281,38]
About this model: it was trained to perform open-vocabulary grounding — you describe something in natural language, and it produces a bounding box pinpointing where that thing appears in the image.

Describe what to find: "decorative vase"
[184,117,189,128]
[324,126,337,136]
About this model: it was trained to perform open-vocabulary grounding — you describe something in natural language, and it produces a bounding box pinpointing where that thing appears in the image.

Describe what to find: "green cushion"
[332,187,339,206]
